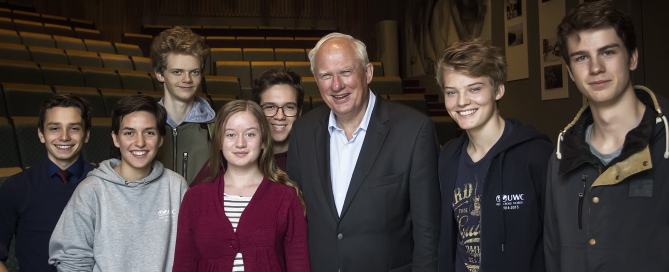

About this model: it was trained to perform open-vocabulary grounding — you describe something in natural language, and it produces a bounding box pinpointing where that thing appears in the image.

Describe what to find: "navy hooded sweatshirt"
[438,118,552,272]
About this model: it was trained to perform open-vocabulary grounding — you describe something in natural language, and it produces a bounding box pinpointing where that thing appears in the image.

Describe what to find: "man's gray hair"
[308,32,369,75]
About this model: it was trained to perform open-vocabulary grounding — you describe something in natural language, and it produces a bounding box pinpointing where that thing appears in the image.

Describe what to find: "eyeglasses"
[261,103,299,117]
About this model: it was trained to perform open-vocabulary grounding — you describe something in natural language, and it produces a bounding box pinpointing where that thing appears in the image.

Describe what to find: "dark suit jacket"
[287,94,441,272]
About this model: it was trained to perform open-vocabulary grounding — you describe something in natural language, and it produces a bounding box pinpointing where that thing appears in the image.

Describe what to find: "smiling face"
[221,111,264,171]
[443,71,504,133]
[259,84,299,151]
[156,53,203,103]
[566,27,638,106]
[313,38,373,123]
[38,106,90,169]
[112,111,163,179]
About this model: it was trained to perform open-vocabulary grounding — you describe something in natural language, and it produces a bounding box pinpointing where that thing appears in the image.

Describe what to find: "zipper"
[172,127,178,172]
[182,152,188,178]
[578,174,586,230]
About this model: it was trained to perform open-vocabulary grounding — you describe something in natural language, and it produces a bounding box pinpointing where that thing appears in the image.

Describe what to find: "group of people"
[0,1,666,272]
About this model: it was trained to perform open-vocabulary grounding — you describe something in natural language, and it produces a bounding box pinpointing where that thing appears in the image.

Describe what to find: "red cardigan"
[173,174,310,271]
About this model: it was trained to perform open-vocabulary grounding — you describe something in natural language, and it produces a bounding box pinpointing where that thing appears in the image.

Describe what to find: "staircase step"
[428,109,449,116]
[424,93,439,102]
[402,79,420,88]
[428,101,445,110]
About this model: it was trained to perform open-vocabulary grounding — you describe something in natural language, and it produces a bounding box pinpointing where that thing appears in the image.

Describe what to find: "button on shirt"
[329,91,376,216]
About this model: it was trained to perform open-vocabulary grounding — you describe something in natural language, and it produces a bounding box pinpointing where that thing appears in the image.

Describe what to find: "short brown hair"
[557,0,636,64]
[38,94,92,133]
[149,26,210,73]
[111,94,167,136]
[435,39,507,90]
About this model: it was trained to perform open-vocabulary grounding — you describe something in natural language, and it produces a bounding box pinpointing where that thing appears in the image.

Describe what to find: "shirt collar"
[46,155,85,179]
[159,96,216,128]
[328,90,376,135]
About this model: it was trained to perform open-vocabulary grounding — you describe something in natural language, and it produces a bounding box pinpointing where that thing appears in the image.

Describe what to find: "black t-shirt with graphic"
[453,120,512,272]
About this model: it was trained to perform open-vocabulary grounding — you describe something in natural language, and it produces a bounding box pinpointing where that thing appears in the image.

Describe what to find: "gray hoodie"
[48,159,189,272]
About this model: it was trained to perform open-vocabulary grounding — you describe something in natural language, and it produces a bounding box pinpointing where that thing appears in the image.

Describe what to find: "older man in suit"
[287,32,440,272]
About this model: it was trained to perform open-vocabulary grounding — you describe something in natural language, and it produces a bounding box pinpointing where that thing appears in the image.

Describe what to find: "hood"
[88,159,166,187]
[555,86,669,165]
[160,96,216,128]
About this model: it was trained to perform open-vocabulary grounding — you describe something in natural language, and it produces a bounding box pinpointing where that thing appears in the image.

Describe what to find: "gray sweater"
[48,159,188,272]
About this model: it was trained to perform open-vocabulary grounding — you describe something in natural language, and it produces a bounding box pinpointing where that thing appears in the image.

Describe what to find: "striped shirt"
[224,193,252,272]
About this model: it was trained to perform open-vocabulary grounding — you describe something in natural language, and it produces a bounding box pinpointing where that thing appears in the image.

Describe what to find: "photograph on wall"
[542,37,561,62]
[544,64,563,89]
[539,0,568,99]
[506,0,523,20]
[507,23,524,47]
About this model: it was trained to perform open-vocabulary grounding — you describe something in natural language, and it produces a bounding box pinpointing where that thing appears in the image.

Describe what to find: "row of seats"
[142,25,335,38]
[0,43,146,69]
[0,7,96,30]
[0,31,141,55]
[0,59,160,91]
[0,16,102,40]
[204,36,320,49]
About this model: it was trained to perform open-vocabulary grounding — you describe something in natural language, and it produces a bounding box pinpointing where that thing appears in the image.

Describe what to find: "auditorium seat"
[369,76,403,95]
[44,23,75,38]
[11,10,40,22]
[81,67,122,89]
[53,35,86,51]
[0,117,20,168]
[209,94,236,112]
[0,167,21,185]
[388,94,427,114]
[100,89,139,117]
[285,61,311,77]
[229,26,258,37]
[257,26,285,37]
[0,42,30,61]
[301,96,312,113]
[0,28,20,44]
[275,48,306,62]
[84,39,115,54]
[28,46,68,65]
[371,61,384,77]
[216,60,251,93]
[75,27,103,40]
[235,36,264,48]
[294,37,320,49]
[431,116,459,145]
[117,69,155,91]
[210,48,243,63]
[99,53,133,70]
[13,19,44,34]
[150,72,162,92]
[54,86,107,118]
[251,61,284,79]
[66,49,102,68]
[204,75,241,98]
[141,24,170,36]
[0,8,9,19]
[131,56,153,73]
[0,59,42,84]
[12,116,46,168]
[121,33,152,57]
[138,90,163,103]
[39,63,85,87]
[113,42,143,57]
[301,77,319,96]
[310,95,325,110]
[82,117,113,164]
[0,85,6,117]
[243,48,274,61]
[2,83,53,117]
[0,16,13,30]
[41,14,69,26]
[19,31,54,48]
[69,18,96,30]
[199,26,229,37]
[205,36,236,48]
[265,37,295,48]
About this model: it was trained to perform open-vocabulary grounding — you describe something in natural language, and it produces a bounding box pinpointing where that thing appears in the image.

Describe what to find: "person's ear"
[111,131,120,148]
[495,84,505,100]
[38,128,45,143]
[155,70,165,83]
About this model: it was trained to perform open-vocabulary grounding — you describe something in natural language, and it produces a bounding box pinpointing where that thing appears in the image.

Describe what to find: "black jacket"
[545,87,669,272]
[438,118,552,272]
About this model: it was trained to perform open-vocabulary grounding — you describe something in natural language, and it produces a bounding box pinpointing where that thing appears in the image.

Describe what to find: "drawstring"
[658,110,669,159]
[556,131,565,160]
[498,152,506,252]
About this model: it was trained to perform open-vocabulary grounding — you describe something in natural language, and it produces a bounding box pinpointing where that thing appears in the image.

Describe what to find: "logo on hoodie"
[158,209,177,222]
[495,194,524,210]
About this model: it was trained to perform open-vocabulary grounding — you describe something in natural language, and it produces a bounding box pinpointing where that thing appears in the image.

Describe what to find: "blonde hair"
[150,26,210,73]
[435,39,507,90]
